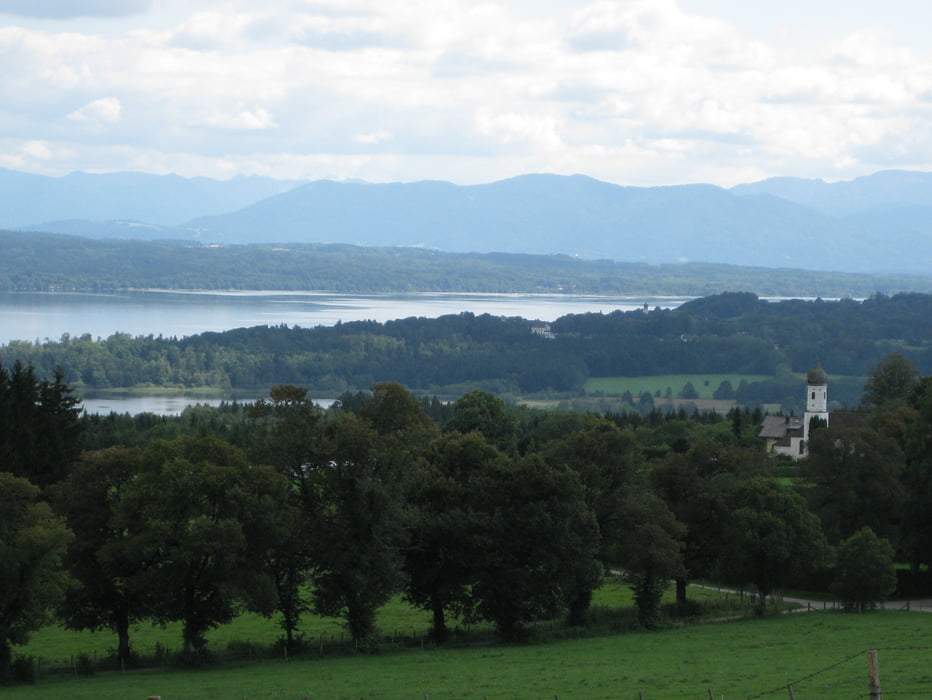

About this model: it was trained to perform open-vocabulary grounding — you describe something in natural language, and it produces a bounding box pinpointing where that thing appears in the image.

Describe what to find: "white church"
[758,364,830,459]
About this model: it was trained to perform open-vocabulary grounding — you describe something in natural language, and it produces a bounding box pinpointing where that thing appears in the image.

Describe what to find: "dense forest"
[2,230,931,296]
[1,292,930,411]
[3,354,931,683]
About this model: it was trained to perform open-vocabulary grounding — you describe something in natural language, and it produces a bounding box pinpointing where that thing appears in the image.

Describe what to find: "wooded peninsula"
[2,291,929,411]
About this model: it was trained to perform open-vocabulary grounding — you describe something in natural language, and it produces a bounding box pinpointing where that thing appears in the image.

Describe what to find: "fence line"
[17,622,932,698]
[745,650,865,699]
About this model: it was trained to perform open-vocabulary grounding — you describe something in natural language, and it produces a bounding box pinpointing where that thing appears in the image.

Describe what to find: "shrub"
[11,655,37,684]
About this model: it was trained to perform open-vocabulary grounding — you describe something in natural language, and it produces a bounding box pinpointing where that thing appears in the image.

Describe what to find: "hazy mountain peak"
[3,167,931,275]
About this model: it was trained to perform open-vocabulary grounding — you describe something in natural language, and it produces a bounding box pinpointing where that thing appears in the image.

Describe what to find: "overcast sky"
[1,0,930,186]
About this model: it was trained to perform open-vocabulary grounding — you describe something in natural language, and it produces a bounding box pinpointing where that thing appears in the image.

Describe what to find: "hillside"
[186,176,870,269]
[2,231,930,297]
[0,169,305,228]
[4,169,932,274]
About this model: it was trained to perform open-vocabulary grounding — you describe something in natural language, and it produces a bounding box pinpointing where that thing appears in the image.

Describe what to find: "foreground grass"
[6,610,932,699]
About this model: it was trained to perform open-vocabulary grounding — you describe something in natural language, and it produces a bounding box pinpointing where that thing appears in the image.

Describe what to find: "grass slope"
[8,611,932,699]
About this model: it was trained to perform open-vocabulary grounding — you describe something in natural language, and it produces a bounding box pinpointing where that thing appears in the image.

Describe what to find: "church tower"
[803,363,829,443]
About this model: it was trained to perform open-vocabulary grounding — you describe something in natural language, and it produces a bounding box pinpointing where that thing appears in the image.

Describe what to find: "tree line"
[2,230,930,297]
[3,355,932,681]
[1,292,930,411]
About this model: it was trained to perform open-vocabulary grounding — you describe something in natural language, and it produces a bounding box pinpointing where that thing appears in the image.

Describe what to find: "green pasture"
[17,579,650,668]
[584,374,771,399]
[7,610,932,699]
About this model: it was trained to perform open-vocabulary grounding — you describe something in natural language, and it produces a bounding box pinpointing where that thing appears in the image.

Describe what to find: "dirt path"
[689,583,932,613]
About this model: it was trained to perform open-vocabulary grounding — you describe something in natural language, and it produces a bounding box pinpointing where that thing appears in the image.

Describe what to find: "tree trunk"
[675,576,688,605]
[755,583,770,616]
[182,619,206,656]
[346,599,376,646]
[0,640,11,681]
[116,607,132,665]
[430,601,448,644]
[567,585,592,626]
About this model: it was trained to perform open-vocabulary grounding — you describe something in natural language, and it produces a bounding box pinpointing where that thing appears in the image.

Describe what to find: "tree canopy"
[0,473,73,679]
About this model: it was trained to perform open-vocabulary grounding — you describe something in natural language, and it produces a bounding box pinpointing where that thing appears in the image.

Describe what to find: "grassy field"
[583,374,771,399]
[6,609,932,699]
[17,579,651,668]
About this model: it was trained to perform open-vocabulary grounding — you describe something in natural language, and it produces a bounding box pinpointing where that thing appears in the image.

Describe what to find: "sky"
[1,0,931,187]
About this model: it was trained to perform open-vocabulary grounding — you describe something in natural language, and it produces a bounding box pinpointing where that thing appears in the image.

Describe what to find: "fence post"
[787,683,795,699]
[867,649,882,700]
[707,689,714,699]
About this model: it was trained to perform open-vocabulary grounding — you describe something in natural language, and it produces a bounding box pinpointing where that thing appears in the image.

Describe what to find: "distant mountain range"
[3,168,931,274]
[0,169,304,228]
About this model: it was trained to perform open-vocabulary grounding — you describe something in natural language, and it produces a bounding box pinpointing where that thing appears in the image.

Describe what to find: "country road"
[689,583,932,613]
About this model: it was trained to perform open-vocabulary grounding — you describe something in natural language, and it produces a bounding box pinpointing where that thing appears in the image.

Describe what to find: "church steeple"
[803,363,829,442]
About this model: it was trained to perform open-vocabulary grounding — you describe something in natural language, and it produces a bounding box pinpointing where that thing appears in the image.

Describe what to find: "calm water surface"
[80,395,335,416]
[1,290,693,414]
[0,290,693,345]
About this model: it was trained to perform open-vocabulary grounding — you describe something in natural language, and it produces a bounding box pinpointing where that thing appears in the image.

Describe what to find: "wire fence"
[17,643,932,699]
[738,646,932,700]
[10,594,932,700]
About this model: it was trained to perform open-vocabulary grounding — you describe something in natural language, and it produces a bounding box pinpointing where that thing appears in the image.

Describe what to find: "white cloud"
[355,130,393,144]
[1,0,932,185]
[202,106,278,130]
[67,96,121,123]
[21,139,54,159]
[475,110,565,152]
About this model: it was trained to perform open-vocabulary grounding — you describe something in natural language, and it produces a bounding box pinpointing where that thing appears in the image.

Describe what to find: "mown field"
[18,579,647,666]
[7,609,932,699]
[583,373,771,399]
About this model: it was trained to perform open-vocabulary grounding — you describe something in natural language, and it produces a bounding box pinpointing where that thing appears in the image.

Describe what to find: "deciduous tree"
[53,447,146,666]
[721,477,828,615]
[403,431,503,642]
[470,455,600,640]
[830,527,897,612]
[115,436,287,656]
[802,427,905,545]
[862,353,920,409]
[308,414,407,645]
[0,473,73,679]
[446,390,518,455]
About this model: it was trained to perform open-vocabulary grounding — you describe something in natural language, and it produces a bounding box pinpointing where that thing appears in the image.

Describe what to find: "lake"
[0,289,694,345]
[1,289,694,414]
[80,394,336,416]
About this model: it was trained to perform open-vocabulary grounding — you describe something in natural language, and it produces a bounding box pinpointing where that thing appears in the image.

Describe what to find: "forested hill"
[2,292,929,409]
[2,231,930,297]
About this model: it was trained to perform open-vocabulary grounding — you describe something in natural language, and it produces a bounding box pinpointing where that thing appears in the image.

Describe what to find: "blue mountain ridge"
[5,169,932,274]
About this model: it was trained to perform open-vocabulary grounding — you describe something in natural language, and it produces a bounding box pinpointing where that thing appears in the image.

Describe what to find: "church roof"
[758,415,804,439]
[807,363,828,385]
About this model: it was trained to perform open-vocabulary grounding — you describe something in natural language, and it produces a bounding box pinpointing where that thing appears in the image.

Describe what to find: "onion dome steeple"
[807,363,828,386]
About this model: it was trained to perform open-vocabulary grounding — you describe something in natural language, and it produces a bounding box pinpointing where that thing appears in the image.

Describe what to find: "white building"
[758,364,829,460]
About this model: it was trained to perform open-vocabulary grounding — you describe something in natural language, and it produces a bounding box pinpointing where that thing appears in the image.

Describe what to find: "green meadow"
[584,374,771,399]
[6,610,932,699]
[18,579,647,667]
